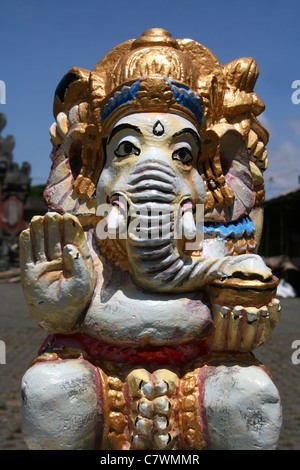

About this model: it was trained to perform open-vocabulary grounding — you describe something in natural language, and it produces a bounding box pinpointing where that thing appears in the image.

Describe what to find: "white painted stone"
[141,382,153,396]
[202,238,227,258]
[22,359,100,450]
[204,365,282,450]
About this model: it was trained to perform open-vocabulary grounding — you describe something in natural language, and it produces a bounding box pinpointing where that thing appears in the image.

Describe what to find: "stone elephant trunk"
[106,158,272,294]
[125,158,192,291]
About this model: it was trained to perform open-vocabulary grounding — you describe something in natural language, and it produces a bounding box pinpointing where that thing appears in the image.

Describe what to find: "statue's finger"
[19,228,35,265]
[62,214,92,264]
[28,216,47,262]
[63,214,85,245]
[43,212,63,261]
[62,244,93,285]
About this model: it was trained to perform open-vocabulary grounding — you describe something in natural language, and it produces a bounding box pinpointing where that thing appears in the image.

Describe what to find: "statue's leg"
[181,361,282,450]
[21,356,104,450]
[21,355,282,450]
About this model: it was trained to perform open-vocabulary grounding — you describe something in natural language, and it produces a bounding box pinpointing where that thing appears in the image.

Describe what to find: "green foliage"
[26,184,45,198]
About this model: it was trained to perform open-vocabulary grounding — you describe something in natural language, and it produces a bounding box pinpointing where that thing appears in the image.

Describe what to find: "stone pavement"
[0,282,299,450]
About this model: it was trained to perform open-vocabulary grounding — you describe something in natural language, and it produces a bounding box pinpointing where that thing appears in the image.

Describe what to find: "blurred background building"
[260,186,300,296]
[0,113,46,272]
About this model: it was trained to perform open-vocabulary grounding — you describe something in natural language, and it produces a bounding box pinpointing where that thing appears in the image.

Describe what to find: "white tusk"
[107,205,126,234]
[181,210,197,240]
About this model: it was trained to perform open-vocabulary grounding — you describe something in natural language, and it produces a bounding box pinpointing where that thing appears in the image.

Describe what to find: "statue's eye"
[114,141,140,158]
[172,148,193,165]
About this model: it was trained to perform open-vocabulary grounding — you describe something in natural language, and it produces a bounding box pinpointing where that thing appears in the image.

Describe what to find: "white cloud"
[288,118,300,138]
[264,140,300,199]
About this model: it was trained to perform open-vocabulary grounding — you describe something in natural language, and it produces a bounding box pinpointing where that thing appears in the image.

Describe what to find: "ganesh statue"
[20,29,282,450]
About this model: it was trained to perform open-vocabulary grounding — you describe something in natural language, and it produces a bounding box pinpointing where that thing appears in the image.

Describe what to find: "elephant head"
[44,28,274,295]
[95,109,271,293]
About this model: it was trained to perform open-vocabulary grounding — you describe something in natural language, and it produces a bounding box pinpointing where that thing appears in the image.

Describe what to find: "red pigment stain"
[92,364,105,449]
[197,366,211,450]
[38,333,209,366]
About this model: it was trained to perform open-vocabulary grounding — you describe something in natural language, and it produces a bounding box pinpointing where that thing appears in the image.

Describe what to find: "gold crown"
[102,28,196,92]
[88,28,205,132]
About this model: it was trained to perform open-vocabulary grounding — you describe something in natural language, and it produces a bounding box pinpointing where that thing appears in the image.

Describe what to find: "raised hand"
[20,212,95,333]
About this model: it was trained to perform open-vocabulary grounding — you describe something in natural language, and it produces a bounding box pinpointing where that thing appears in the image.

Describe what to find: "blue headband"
[101,77,203,125]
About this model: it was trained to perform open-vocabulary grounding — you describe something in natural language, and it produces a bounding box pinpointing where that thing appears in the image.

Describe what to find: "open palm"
[20,212,95,333]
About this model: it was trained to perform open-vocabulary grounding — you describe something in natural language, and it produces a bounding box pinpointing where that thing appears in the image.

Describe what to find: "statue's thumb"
[63,244,87,277]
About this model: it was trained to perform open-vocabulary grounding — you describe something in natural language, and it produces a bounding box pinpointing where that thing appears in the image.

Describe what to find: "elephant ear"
[201,123,256,221]
[219,125,256,218]
[222,57,268,207]
[44,67,105,227]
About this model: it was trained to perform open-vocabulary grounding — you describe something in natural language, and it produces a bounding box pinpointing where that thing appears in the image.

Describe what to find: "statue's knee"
[203,365,282,450]
[21,358,104,450]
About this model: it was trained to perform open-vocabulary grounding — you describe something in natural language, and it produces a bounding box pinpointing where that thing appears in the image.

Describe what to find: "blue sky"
[1,0,300,199]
